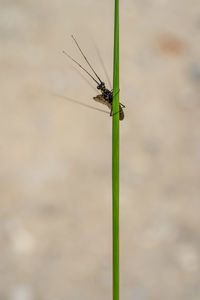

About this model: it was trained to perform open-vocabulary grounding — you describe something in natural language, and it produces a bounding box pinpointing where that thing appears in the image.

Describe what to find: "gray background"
[0,0,200,299]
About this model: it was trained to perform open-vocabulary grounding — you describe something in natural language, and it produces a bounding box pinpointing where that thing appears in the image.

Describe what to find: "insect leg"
[113,89,120,98]
[120,103,126,108]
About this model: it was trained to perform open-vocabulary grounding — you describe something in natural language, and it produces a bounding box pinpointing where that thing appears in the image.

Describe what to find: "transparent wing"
[52,93,110,115]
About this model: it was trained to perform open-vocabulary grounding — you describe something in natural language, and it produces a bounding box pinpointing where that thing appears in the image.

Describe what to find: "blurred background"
[0,0,200,299]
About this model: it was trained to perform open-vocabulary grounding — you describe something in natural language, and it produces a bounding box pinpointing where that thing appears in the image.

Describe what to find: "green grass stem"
[112,0,120,299]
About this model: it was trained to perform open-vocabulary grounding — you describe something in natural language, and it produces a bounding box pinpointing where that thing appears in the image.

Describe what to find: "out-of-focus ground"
[0,0,200,299]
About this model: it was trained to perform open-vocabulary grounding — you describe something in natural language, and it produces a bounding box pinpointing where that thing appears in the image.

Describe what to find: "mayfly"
[63,35,125,120]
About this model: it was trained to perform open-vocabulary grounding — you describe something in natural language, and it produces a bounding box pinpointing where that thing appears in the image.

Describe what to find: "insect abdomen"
[119,106,124,121]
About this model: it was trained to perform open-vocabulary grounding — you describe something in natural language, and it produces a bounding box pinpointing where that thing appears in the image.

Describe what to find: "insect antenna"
[71,35,103,84]
[92,39,112,89]
[63,50,99,86]
[70,64,97,93]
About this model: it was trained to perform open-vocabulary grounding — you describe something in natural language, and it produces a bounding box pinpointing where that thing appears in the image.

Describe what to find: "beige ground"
[0,0,200,299]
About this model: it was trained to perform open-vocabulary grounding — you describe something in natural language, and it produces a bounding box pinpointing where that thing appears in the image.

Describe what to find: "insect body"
[93,94,124,121]
[63,35,125,120]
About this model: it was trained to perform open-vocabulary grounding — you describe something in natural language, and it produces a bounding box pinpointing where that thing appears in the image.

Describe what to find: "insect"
[63,35,125,120]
